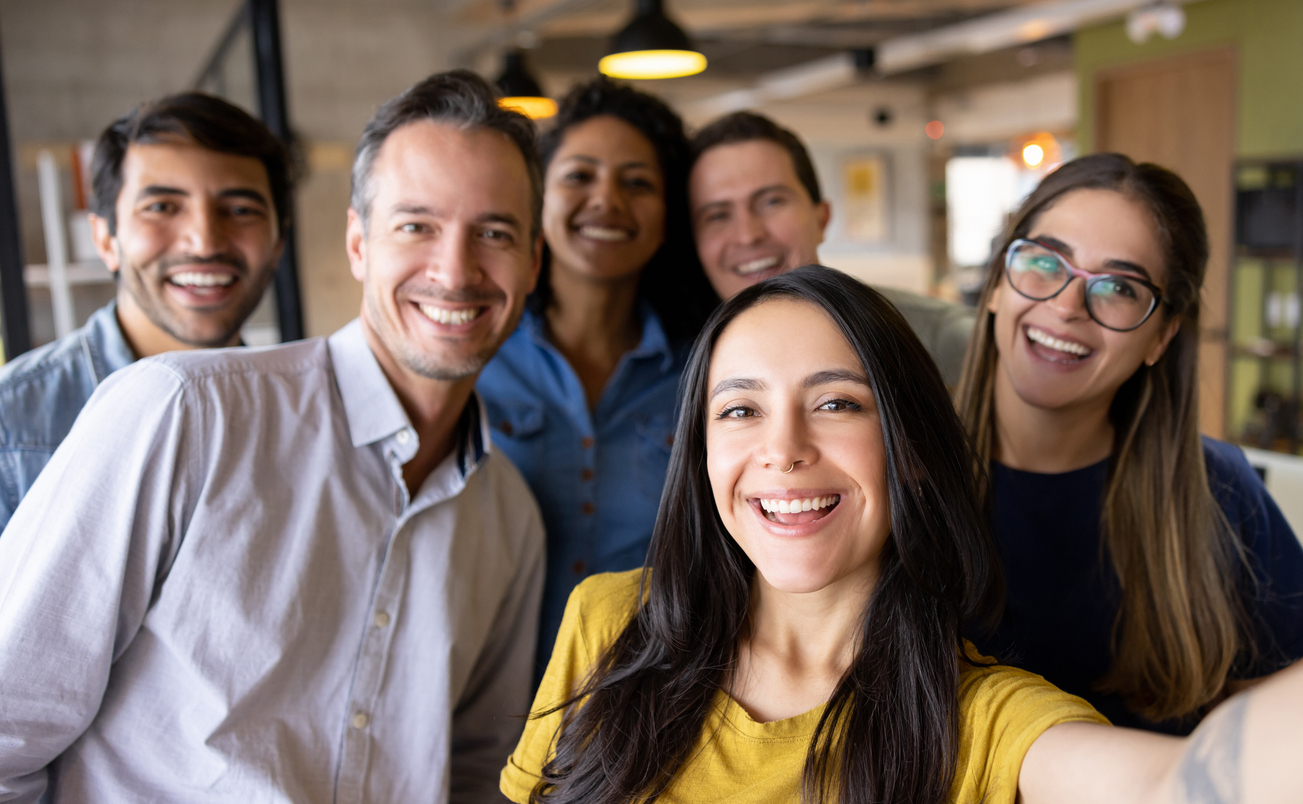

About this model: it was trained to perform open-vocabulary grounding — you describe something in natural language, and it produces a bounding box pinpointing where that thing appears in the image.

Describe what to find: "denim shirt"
[476,303,689,671]
[0,302,135,529]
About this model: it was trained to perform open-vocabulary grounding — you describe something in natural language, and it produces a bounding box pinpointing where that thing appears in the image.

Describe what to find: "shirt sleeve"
[500,571,641,803]
[1203,438,1303,671]
[951,662,1110,804]
[449,493,546,804]
[0,361,196,802]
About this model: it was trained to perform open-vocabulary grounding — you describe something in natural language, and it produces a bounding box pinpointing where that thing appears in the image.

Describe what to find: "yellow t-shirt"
[502,569,1108,803]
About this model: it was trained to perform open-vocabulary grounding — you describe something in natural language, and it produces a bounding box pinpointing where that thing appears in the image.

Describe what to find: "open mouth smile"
[577,224,633,242]
[732,255,782,276]
[1024,325,1094,363]
[417,303,485,326]
[755,493,841,526]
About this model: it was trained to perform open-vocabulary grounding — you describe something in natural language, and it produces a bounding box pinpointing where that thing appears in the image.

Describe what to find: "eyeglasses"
[1004,239,1165,332]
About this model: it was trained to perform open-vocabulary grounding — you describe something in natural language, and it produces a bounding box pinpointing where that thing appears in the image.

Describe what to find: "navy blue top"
[476,303,690,675]
[980,436,1303,734]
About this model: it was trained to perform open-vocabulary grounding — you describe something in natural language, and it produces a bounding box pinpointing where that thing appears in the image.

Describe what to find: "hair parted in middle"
[532,265,1002,804]
[955,152,1252,724]
[529,74,718,342]
[349,69,543,239]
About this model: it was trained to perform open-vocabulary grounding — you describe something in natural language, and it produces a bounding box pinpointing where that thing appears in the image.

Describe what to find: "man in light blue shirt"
[0,71,545,803]
[0,92,290,527]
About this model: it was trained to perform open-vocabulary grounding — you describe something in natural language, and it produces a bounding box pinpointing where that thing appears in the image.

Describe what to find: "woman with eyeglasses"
[957,153,1303,734]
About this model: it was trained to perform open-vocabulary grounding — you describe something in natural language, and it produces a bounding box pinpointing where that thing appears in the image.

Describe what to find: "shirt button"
[396,430,411,445]
[580,468,595,481]
[352,711,369,730]
[374,611,391,628]
[581,502,595,516]
[499,421,514,436]
[665,434,674,447]
[581,436,595,449]
[573,560,586,575]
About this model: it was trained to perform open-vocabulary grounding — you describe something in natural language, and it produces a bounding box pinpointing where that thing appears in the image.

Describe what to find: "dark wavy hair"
[530,76,718,342]
[533,265,1002,804]
[91,92,291,236]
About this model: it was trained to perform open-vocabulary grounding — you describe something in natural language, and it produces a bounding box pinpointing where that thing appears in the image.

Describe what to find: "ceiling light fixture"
[495,48,557,120]
[598,0,706,80]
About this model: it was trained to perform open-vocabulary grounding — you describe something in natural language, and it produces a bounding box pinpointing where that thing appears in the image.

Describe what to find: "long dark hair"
[956,153,1250,721]
[530,75,718,342]
[534,266,1001,804]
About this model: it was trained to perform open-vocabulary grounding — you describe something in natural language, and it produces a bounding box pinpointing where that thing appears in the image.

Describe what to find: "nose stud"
[781,462,795,474]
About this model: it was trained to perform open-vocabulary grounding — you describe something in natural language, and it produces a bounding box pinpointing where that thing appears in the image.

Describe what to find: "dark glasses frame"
[1003,238,1166,332]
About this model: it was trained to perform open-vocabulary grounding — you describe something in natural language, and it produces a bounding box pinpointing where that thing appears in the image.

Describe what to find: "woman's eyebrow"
[709,377,764,399]
[803,369,870,389]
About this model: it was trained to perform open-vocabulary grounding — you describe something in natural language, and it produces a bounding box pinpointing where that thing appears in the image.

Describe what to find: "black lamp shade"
[496,50,545,99]
[610,0,692,54]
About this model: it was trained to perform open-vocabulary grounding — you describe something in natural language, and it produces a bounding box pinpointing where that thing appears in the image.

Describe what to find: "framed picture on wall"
[842,154,888,243]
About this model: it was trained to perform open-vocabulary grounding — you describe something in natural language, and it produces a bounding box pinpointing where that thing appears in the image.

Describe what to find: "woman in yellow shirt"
[503,266,1303,804]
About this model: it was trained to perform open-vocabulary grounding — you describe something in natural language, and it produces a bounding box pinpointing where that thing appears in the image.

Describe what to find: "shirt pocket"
[633,414,676,503]
[484,400,547,480]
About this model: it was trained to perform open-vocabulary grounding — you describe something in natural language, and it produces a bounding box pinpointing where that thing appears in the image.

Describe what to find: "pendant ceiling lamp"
[495,48,557,120]
[598,0,706,80]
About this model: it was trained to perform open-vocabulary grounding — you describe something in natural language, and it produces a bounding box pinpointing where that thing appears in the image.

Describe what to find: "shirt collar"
[87,301,138,381]
[328,319,489,479]
[521,300,676,372]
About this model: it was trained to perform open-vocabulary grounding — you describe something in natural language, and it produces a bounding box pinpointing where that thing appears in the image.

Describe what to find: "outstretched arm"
[1019,660,1303,804]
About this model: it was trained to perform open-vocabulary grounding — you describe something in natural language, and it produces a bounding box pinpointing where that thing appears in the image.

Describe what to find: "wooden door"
[1095,47,1237,438]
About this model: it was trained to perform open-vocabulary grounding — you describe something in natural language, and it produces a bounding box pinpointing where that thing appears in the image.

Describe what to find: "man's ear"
[815,200,831,239]
[1146,316,1181,367]
[346,208,366,283]
[89,213,120,273]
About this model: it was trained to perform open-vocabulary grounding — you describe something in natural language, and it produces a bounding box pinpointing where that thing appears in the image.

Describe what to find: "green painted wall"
[1075,0,1303,157]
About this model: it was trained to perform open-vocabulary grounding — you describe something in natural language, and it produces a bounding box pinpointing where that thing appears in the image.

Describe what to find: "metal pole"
[0,21,31,359]
[248,0,304,342]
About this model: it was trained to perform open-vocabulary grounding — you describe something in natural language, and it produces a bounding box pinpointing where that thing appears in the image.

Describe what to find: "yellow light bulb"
[497,96,558,120]
[1022,143,1045,168]
[598,50,707,79]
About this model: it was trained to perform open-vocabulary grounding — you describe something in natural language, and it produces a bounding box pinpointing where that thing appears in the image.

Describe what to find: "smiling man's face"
[347,120,539,389]
[93,136,282,356]
[689,139,830,300]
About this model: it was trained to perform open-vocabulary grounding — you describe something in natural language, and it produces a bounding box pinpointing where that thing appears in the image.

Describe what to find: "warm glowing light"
[925,120,945,140]
[1016,132,1061,170]
[598,50,707,79]
[1022,143,1045,167]
[498,96,558,120]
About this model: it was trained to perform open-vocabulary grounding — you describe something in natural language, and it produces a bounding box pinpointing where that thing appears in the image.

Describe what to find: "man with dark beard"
[0,93,288,527]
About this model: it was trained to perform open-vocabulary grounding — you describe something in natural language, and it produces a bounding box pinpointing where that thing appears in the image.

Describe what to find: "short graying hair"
[350,69,543,239]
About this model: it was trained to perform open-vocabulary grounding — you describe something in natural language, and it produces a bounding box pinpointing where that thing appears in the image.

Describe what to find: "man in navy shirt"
[0,93,290,527]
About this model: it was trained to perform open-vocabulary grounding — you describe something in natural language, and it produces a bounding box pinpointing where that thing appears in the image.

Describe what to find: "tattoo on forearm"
[1176,693,1249,804]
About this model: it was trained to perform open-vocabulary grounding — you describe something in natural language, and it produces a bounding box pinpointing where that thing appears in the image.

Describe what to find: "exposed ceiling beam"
[875,0,1199,74]
[535,0,1015,39]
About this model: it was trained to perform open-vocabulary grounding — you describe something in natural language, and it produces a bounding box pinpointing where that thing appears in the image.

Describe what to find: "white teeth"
[734,256,780,275]
[1026,326,1091,356]
[579,225,631,242]
[170,272,234,287]
[760,495,839,513]
[419,304,482,326]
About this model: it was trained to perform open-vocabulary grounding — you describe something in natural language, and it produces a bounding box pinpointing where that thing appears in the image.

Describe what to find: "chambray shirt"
[477,303,688,670]
[0,301,135,529]
[0,320,545,803]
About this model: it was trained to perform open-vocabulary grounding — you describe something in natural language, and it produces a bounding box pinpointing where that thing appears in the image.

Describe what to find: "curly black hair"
[530,76,718,342]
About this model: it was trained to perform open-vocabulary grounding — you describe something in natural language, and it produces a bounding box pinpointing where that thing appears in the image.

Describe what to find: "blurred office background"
[2,0,1302,490]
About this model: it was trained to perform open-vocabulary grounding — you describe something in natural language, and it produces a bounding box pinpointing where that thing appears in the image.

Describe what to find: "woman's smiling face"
[705,297,891,595]
[988,188,1179,415]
